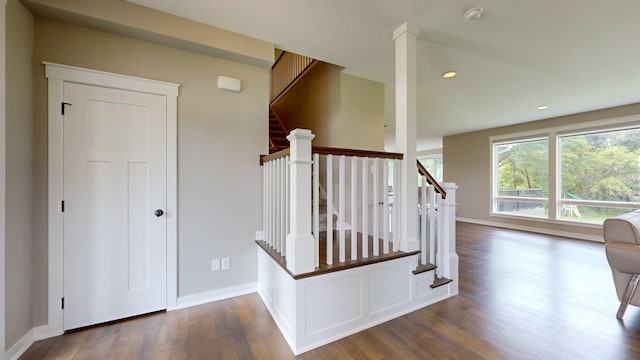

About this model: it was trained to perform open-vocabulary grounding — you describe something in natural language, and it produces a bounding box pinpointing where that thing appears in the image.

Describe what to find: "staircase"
[269,108,288,153]
[258,132,459,354]
[268,50,319,154]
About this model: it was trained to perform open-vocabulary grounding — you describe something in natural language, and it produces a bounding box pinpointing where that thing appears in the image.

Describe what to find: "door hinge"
[61,297,65,310]
[61,200,65,212]
[61,102,72,115]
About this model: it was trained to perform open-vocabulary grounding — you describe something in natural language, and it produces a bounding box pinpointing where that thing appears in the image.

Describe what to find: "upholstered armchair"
[603,210,640,319]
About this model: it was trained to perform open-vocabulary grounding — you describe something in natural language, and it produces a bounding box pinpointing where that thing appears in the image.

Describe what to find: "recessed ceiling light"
[537,105,549,110]
[442,71,457,79]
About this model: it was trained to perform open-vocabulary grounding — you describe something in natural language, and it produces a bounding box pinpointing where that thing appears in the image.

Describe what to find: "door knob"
[154,209,164,217]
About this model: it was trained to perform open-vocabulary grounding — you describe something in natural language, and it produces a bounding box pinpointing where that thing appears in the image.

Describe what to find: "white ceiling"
[130,0,640,150]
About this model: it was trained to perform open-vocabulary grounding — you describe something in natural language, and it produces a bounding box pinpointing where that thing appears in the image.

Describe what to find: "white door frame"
[45,62,179,336]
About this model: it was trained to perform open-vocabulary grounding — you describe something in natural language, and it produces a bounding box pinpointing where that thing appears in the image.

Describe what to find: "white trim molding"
[45,62,180,336]
[457,217,604,243]
[175,283,257,310]
[5,325,48,360]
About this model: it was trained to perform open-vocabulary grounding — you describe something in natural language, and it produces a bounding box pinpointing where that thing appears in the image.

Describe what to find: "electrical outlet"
[221,257,230,270]
[211,258,220,272]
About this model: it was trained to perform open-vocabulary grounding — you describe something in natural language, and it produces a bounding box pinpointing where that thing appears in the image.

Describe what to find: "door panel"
[63,82,167,330]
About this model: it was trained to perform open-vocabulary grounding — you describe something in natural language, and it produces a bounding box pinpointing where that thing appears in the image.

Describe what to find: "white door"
[63,82,167,330]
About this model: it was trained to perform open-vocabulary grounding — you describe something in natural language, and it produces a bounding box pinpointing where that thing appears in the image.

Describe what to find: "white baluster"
[435,192,443,277]
[313,153,320,268]
[351,156,358,260]
[268,161,274,247]
[372,158,379,256]
[283,156,289,255]
[383,159,389,254]
[264,160,269,246]
[272,160,277,249]
[272,160,277,248]
[393,159,401,252]
[428,185,436,264]
[420,176,427,265]
[276,158,282,253]
[326,155,333,265]
[361,158,369,258]
[339,156,346,262]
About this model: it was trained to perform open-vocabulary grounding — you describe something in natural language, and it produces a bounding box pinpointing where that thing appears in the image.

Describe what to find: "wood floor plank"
[19,222,640,359]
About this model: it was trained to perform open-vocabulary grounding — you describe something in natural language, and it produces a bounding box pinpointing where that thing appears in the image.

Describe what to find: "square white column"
[394,22,420,252]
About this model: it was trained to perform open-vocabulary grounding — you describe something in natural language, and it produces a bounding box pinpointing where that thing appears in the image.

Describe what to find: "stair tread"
[268,108,289,154]
[412,263,437,275]
[430,276,453,289]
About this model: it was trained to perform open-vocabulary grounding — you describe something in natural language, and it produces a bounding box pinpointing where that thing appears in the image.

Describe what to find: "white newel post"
[286,129,316,275]
[441,183,458,289]
[394,22,420,252]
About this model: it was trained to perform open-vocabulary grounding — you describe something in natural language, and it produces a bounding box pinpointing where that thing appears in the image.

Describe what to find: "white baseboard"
[174,282,257,310]
[5,325,48,360]
[457,217,603,242]
[5,328,33,360]
[32,325,50,341]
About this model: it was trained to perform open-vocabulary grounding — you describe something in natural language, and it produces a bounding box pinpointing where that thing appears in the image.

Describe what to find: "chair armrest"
[606,242,640,274]
[603,211,640,245]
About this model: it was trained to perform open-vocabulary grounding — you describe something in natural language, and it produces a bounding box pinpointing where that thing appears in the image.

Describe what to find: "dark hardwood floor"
[20,222,640,359]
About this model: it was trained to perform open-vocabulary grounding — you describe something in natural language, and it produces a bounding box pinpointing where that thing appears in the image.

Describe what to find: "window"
[558,127,640,223]
[418,154,443,182]
[493,138,548,218]
[491,120,640,225]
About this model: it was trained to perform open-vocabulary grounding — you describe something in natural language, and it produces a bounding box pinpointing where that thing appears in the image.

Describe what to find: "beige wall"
[32,17,269,325]
[272,64,385,150]
[339,74,384,151]
[271,62,342,147]
[444,102,640,240]
[24,0,273,67]
[5,0,34,349]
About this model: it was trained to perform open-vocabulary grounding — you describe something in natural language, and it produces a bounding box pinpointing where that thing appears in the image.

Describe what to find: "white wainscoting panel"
[368,260,412,315]
[273,264,297,335]
[305,274,363,335]
[257,246,457,355]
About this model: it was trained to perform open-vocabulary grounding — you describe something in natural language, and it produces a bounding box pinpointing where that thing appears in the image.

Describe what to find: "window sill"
[490,212,603,230]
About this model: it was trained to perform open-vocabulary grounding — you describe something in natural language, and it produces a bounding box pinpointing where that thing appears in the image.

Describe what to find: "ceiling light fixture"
[464,7,484,21]
[537,105,549,110]
[442,71,457,79]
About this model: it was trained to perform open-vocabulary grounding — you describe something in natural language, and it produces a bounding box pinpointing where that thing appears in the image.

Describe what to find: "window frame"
[490,114,640,227]
[417,150,443,182]
[491,135,549,217]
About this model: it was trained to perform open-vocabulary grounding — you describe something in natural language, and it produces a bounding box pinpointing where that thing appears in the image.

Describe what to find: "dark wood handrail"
[312,146,403,159]
[260,148,290,165]
[272,51,286,69]
[260,147,403,165]
[417,160,446,199]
